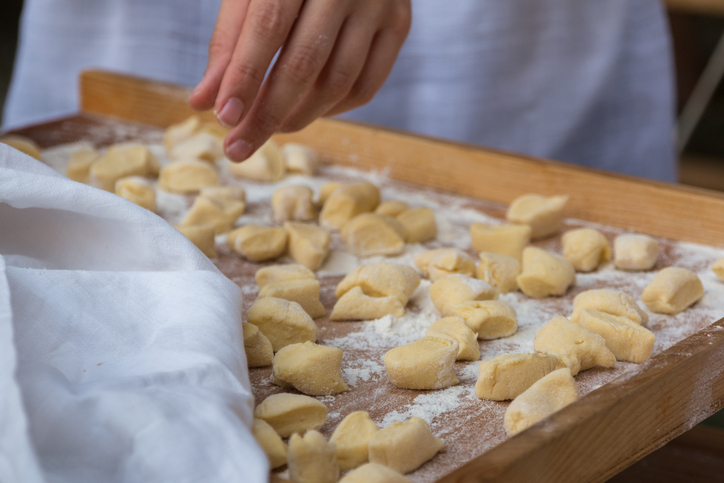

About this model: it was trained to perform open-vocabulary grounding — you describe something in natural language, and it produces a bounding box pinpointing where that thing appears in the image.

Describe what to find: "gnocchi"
[246,297,318,351]
[254,393,327,438]
[506,194,568,239]
[470,223,531,261]
[287,430,339,483]
[561,228,611,272]
[368,417,443,474]
[503,368,579,436]
[516,247,576,298]
[272,341,349,396]
[641,267,704,315]
[384,337,459,390]
[429,274,497,317]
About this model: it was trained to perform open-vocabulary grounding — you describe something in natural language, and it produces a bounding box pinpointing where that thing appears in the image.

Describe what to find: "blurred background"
[4,1,724,191]
[0,0,723,480]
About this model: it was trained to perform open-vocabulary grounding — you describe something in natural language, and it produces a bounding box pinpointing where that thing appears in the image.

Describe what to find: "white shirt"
[4,0,675,182]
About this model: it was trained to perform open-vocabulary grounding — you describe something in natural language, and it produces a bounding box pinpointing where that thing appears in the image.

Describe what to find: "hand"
[188,0,411,162]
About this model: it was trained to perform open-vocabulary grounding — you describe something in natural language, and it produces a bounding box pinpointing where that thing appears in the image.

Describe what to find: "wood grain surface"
[440,319,724,482]
[80,70,724,248]
[20,70,722,482]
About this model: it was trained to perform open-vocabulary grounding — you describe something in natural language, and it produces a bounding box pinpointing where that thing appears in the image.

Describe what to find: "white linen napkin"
[0,144,268,483]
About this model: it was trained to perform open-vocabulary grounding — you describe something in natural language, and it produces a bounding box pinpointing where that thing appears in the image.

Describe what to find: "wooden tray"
[9,70,724,483]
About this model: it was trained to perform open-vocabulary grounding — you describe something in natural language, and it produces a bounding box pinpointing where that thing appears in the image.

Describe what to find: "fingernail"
[216,97,244,128]
[226,139,252,162]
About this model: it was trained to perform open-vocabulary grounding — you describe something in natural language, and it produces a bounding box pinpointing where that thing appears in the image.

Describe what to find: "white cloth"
[0,144,268,483]
[341,0,676,181]
[4,0,674,181]
[4,0,220,128]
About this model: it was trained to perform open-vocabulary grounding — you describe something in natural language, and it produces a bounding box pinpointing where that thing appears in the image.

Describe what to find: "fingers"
[214,0,305,128]
[325,14,411,117]
[223,0,347,161]
[188,0,250,111]
[277,19,377,133]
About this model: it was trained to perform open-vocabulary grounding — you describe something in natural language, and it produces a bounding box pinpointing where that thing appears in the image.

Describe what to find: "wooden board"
[11,70,724,482]
[79,70,724,248]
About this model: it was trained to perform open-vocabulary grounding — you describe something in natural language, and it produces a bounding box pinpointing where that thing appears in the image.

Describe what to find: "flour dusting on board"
[42,125,724,483]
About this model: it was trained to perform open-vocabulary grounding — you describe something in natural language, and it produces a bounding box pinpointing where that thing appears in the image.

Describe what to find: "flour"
[379,385,478,427]
[43,131,724,483]
[342,359,385,387]
[41,141,94,174]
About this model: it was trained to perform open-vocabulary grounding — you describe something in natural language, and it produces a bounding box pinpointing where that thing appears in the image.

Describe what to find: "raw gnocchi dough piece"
[331,287,406,320]
[242,322,273,367]
[199,185,246,203]
[506,193,568,239]
[272,341,349,395]
[571,288,648,325]
[158,159,219,194]
[317,181,346,207]
[288,430,339,483]
[452,300,518,340]
[320,182,380,231]
[227,225,287,261]
[254,393,327,438]
[272,185,317,222]
[228,139,286,181]
[476,252,521,293]
[335,263,420,307]
[0,135,42,160]
[641,267,704,315]
[516,247,576,298]
[476,353,559,401]
[282,143,320,175]
[384,337,459,389]
[712,257,724,281]
[577,309,655,363]
[164,115,201,153]
[115,176,156,212]
[368,417,443,474]
[533,316,616,375]
[614,234,659,271]
[339,463,411,483]
[170,132,223,163]
[415,249,476,282]
[173,224,217,258]
[429,274,497,317]
[198,121,229,141]
[255,264,316,289]
[396,207,437,243]
[90,143,159,191]
[503,368,579,436]
[182,196,245,234]
[258,279,326,319]
[330,411,379,471]
[341,213,406,257]
[252,418,288,469]
[425,316,480,361]
[285,222,331,270]
[66,147,99,183]
[470,223,531,261]
[246,297,318,351]
[562,228,611,272]
[375,200,410,218]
